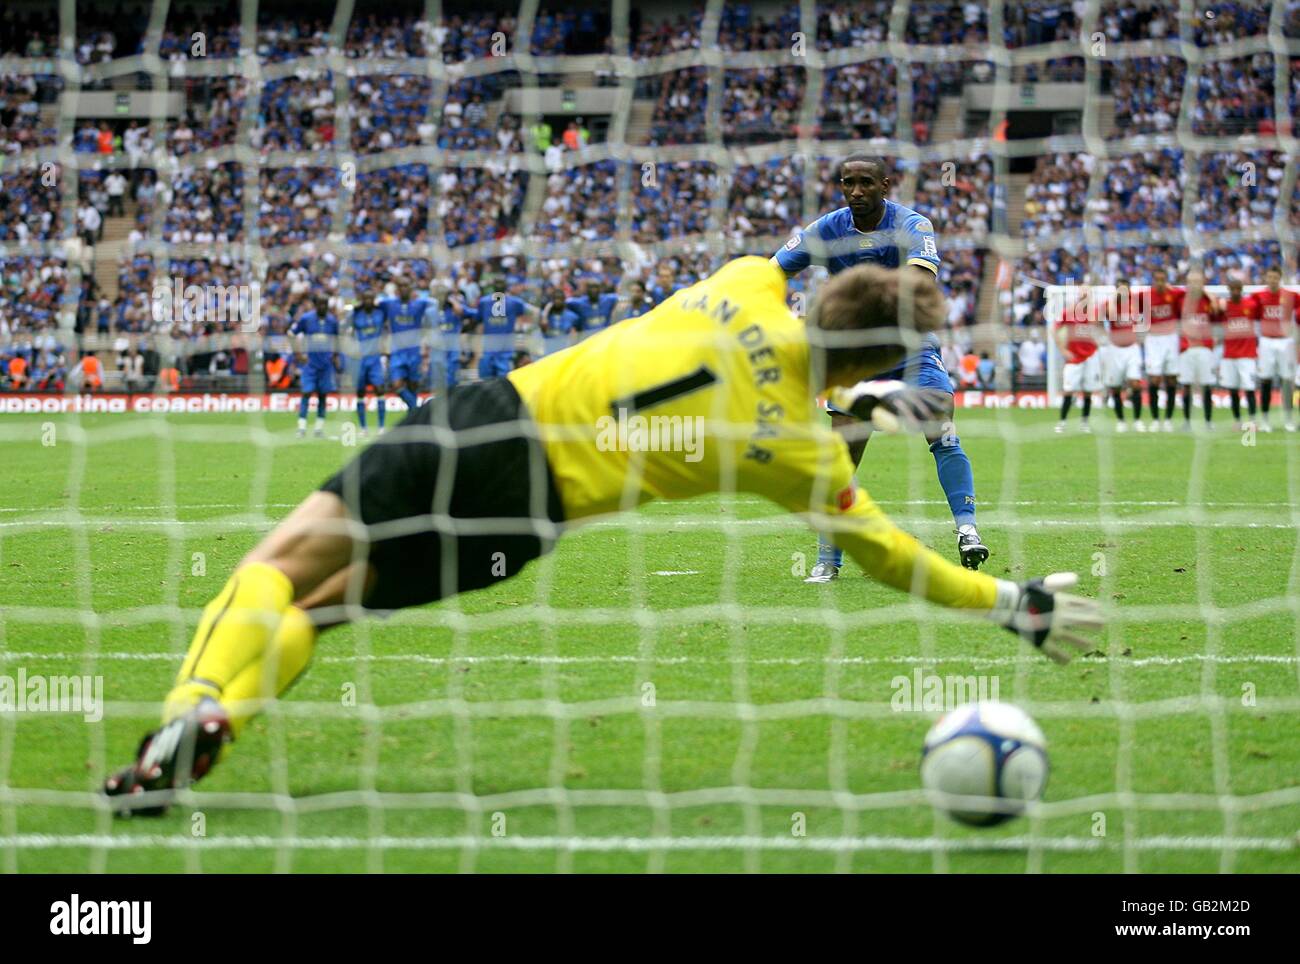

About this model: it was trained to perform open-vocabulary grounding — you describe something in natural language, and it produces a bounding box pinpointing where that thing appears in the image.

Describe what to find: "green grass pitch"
[1,408,1298,873]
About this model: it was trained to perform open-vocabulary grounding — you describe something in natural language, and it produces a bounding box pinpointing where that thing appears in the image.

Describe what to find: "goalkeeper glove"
[989,573,1103,664]
[826,379,951,434]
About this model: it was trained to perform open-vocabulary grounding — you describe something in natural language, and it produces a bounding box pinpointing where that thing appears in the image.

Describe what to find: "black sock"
[1112,390,1125,419]
[1245,389,1256,416]
[1182,386,1192,421]
[1230,389,1241,420]
[1060,395,1073,420]
[1131,388,1143,420]
[1164,383,1176,419]
[1202,386,1213,422]
[1260,379,1272,415]
[1082,394,1092,418]
[1149,384,1160,418]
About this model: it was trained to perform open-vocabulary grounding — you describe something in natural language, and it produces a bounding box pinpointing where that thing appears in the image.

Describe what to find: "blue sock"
[297,395,309,419]
[816,534,843,569]
[930,436,977,527]
[399,387,418,410]
[316,394,327,419]
[356,397,367,429]
[377,397,386,428]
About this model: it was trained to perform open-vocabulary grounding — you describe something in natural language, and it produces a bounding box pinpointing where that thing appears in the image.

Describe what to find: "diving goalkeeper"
[104,258,1101,814]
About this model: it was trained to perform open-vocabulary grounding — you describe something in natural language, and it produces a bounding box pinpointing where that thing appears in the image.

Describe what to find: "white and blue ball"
[920,701,1048,827]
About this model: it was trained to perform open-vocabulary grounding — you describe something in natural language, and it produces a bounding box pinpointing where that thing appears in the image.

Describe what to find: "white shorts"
[1218,356,1257,391]
[1104,343,1143,387]
[1063,354,1102,393]
[1178,346,1215,386]
[1257,336,1296,381]
[1145,333,1179,375]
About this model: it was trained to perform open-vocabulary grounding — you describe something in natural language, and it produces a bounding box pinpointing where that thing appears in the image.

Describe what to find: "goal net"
[0,0,1297,874]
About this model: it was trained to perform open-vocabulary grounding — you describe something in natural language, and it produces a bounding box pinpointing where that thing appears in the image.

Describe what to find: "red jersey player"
[1144,267,1184,431]
[1055,289,1103,432]
[1250,266,1298,431]
[1102,278,1146,432]
[1176,268,1219,429]
[1218,275,1259,430]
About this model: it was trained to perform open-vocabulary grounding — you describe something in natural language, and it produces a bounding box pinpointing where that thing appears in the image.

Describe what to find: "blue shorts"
[355,355,384,390]
[479,351,513,379]
[389,350,423,387]
[300,365,335,394]
[827,348,952,416]
[429,353,459,389]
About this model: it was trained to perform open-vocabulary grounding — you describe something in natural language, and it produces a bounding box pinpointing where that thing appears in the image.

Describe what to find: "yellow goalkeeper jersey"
[507,256,996,611]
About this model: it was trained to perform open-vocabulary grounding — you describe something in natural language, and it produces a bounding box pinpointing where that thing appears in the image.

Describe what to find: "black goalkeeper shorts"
[320,377,565,612]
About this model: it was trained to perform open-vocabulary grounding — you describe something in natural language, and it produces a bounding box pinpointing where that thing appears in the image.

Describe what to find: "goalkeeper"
[104,258,1101,814]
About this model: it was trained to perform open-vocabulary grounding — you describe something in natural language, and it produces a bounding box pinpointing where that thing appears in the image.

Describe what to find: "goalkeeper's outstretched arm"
[816,483,1100,663]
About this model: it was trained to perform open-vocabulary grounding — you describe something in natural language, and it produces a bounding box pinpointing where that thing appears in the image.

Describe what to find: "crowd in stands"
[1022,146,1291,241]
[0,74,55,155]
[1195,56,1275,137]
[1,1,1297,394]
[0,171,61,243]
[0,1,1285,64]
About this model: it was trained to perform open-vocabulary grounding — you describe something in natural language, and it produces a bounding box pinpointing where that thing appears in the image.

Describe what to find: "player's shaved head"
[839,155,889,226]
[810,263,945,385]
[839,153,887,179]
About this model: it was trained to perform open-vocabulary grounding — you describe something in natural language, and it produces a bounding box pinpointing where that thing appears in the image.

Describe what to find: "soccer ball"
[920,701,1048,827]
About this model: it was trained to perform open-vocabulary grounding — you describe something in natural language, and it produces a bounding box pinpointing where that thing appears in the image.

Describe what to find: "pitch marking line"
[2,499,1296,514]
[0,833,1292,853]
[3,517,1295,530]
[0,651,1295,669]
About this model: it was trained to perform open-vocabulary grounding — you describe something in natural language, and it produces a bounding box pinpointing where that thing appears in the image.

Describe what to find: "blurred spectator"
[959,349,980,389]
[1018,333,1046,386]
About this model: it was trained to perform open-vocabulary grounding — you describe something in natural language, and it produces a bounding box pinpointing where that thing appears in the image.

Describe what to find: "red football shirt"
[1251,287,1299,339]
[1179,294,1219,350]
[1147,286,1185,336]
[1105,289,1143,347]
[1220,295,1259,359]
[1059,315,1099,363]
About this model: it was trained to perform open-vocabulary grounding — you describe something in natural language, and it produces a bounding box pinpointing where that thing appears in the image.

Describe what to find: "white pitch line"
[0,833,1292,853]
[2,518,1294,531]
[1,499,1296,514]
[0,651,1295,669]
[0,503,300,514]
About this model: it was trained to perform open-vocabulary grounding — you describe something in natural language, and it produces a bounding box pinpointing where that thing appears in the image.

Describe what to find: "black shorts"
[320,378,565,612]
